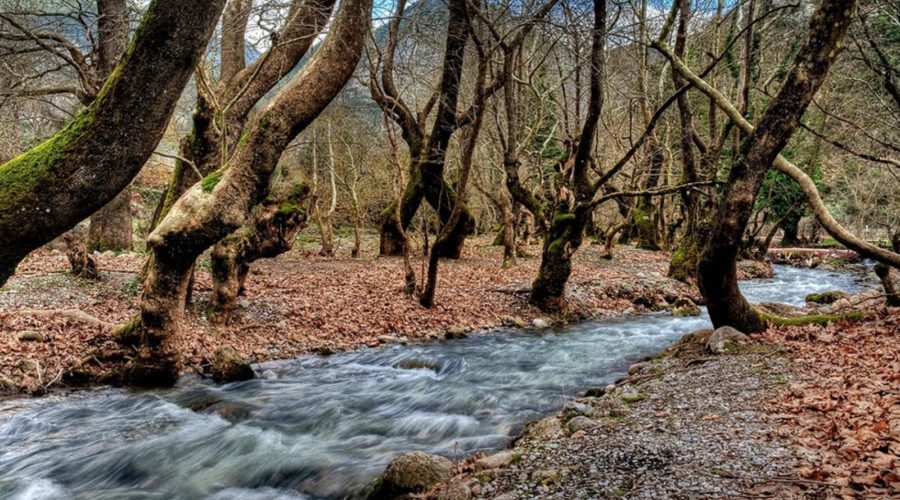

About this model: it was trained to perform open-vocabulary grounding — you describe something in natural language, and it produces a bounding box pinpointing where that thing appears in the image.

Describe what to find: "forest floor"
[436,310,900,499]
[0,232,715,396]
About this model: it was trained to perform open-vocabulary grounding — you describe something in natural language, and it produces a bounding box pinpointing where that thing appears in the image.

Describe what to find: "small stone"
[475,450,516,471]
[567,415,597,433]
[17,331,43,342]
[563,401,594,417]
[570,430,587,439]
[532,317,552,329]
[706,326,749,354]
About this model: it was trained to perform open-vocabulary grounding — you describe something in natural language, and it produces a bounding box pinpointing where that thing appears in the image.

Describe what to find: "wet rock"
[805,290,848,305]
[532,317,552,329]
[706,326,749,355]
[367,451,452,499]
[313,343,335,356]
[394,358,442,372]
[583,387,607,398]
[0,376,16,393]
[215,401,253,423]
[628,361,650,375]
[671,297,701,317]
[17,330,44,342]
[445,326,468,339]
[567,415,597,433]
[502,316,528,328]
[211,347,255,383]
[475,450,517,471]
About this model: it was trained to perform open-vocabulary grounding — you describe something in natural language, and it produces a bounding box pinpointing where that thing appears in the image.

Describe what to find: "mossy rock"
[211,346,255,383]
[367,451,452,499]
[805,290,848,305]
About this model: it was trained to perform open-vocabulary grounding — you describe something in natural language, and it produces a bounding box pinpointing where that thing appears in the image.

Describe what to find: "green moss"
[805,290,848,304]
[765,310,865,326]
[621,392,648,404]
[200,170,224,193]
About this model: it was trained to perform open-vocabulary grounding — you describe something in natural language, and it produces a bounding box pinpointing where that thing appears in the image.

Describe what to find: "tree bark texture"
[0,0,226,286]
[119,0,371,387]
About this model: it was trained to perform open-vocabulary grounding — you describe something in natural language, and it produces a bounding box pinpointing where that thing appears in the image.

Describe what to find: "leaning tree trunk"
[87,0,133,252]
[209,184,311,324]
[118,0,371,387]
[634,140,664,250]
[697,0,858,333]
[0,0,226,286]
[529,208,591,311]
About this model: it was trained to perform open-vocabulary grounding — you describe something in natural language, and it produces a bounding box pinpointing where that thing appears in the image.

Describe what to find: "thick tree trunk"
[119,0,371,386]
[697,0,858,333]
[0,0,226,286]
[87,0,133,252]
[634,141,664,251]
[87,187,133,252]
[780,211,801,246]
[209,184,311,324]
[499,190,517,268]
[529,208,590,311]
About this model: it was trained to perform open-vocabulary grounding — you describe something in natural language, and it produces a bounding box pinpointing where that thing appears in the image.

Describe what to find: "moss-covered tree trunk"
[209,184,311,324]
[119,0,371,386]
[529,208,590,311]
[0,0,226,287]
[698,0,857,333]
[529,0,606,312]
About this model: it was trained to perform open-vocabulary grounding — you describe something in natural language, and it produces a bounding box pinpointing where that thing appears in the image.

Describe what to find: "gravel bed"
[461,345,798,499]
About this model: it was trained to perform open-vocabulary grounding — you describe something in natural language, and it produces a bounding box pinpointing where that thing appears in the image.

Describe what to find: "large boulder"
[368,451,453,499]
[211,347,255,383]
[706,326,749,354]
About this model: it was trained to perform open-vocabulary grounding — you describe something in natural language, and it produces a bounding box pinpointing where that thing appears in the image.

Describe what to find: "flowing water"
[0,265,865,499]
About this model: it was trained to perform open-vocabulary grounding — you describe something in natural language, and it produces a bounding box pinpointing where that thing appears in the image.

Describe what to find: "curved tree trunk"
[0,0,226,286]
[118,0,371,387]
[209,184,311,324]
[696,0,858,333]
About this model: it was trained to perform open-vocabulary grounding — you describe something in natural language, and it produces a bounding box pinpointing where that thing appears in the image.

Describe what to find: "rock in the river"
[211,347,255,383]
[394,358,442,372]
[706,326,749,354]
[805,290,848,305]
[671,297,701,317]
[445,326,468,339]
[17,330,44,342]
[475,450,517,471]
[367,451,453,499]
[532,317,552,329]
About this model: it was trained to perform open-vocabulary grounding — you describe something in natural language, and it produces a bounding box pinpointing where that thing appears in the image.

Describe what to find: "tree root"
[18,308,115,330]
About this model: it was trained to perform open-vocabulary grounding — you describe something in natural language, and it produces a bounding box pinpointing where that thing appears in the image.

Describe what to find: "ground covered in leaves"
[0,234,699,395]
[432,310,899,499]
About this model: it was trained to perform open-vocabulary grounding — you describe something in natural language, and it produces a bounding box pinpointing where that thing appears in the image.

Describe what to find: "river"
[0,265,866,499]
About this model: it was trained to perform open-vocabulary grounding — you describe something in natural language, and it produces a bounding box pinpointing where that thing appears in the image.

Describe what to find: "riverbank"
[427,308,899,499]
[1,235,710,395]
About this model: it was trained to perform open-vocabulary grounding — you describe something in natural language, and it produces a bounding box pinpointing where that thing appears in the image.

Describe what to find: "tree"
[0,0,227,287]
[117,0,372,387]
[691,0,859,332]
